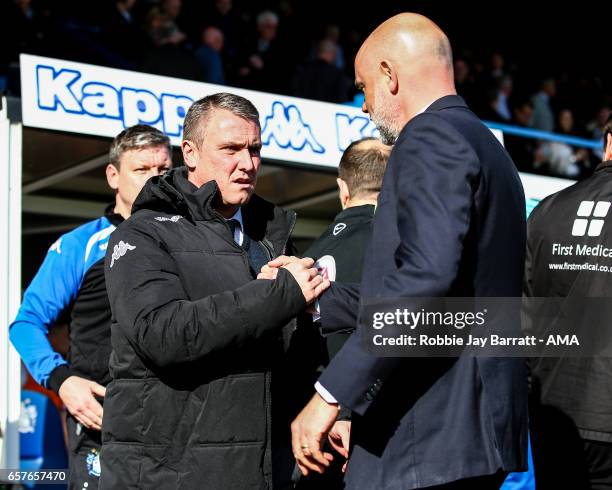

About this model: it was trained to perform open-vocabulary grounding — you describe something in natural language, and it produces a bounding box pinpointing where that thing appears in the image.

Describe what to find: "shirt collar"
[228,208,243,228]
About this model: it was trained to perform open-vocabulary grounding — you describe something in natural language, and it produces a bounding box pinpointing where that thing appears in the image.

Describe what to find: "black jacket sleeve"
[105,222,306,367]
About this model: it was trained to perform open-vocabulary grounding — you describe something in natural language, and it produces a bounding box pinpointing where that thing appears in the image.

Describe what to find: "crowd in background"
[1,0,610,179]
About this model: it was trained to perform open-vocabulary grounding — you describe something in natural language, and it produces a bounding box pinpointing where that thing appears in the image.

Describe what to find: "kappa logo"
[155,215,182,222]
[572,201,611,237]
[333,223,346,236]
[261,101,325,154]
[110,241,136,268]
[49,237,62,254]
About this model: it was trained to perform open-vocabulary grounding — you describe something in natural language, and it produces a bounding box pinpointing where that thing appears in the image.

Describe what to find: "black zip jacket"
[100,167,306,489]
[526,160,612,442]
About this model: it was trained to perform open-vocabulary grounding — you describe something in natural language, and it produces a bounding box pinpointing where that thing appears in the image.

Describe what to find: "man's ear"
[337,178,350,209]
[182,140,198,170]
[106,163,119,191]
[380,60,398,95]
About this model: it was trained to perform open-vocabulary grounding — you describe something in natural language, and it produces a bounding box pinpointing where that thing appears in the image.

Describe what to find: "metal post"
[0,96,22,472]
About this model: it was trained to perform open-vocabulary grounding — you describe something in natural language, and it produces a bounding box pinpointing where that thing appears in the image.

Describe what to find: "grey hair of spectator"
[257,10,279,26]
[182,93,260,148]
[109,125,171,168]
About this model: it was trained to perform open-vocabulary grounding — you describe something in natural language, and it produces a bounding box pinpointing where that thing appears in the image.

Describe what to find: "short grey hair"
[182,92,260,148]
[257,10,278,26]
[109,124,171,168]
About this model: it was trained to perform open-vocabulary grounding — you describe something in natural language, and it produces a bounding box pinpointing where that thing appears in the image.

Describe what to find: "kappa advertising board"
[19,54,380,169]
[19,54,572,207]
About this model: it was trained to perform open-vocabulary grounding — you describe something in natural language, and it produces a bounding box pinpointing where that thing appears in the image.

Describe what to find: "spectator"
[540,109,590,178]
[292,39,350,103]
[454,58,477,109]
[530,78,557,132]
[100,0,149,69]
[505,99,542,172]
[489,51,507,82]
[495,75,513,121]
[159,0,181,21]
[238,10,285,93]
[587,106,612,160]
[319,24,345,71]
[207,0,246,82]
[140,8,203,81]
[195,26,225,85]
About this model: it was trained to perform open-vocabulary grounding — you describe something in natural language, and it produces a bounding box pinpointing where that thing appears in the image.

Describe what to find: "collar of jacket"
[334,204,375,223]
[133,166,297,250]
[425,94,468,113]
[595,160,612,173]
[104,203,125,226]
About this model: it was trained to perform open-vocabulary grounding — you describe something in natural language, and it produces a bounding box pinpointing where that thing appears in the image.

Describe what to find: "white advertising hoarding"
[19,54,570,210]
[20,54,380,169]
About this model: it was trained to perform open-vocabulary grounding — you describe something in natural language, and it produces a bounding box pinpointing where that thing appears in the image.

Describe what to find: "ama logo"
[261,101,325,154]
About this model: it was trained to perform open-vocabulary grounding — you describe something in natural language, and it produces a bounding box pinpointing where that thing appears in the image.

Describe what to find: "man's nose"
[237,149,256,172]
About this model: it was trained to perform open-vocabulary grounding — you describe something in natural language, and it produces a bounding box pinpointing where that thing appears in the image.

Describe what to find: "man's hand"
[283,260,330,304]
[266,255,309,269]
[258,256,313,281]
[328,420,351,458]
[58,376,106,431]
[291,392,340,476]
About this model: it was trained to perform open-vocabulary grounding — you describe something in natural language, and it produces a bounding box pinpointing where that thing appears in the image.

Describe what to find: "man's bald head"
[354,13,456,144]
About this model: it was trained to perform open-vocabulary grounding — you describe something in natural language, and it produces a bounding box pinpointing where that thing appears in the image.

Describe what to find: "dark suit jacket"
[317,95,528,489]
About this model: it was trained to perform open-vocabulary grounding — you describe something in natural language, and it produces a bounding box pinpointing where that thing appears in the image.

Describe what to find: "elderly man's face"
[188,109,262,216]
[355,51,400,145]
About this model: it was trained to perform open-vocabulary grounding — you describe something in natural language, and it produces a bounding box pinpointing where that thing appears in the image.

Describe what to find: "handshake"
[258,256,330,306]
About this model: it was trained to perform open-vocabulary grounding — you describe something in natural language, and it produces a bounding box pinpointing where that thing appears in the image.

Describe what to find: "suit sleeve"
[318,282,360,335]
[105,223,306,367]
[9,234,82,389]
[318,114,480,415]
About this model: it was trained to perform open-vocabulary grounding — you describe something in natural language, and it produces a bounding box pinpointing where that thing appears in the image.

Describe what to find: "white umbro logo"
[572,201,611,237]
[333,223,346,236]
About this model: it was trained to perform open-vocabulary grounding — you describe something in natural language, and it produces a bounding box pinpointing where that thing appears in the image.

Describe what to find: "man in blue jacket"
[9,125,172,489]
[267,13,528,489]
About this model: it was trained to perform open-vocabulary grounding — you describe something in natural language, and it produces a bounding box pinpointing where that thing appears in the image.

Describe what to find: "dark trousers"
[66,416,101,490]
[531,402,612,489]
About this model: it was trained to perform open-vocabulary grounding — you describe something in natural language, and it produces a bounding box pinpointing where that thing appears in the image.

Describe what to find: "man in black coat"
[525,117,612,488]
[100,93,329,489]
[268,13,528,489]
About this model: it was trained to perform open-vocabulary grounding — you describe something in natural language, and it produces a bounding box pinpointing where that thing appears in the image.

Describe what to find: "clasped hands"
[258,255,330,306]
[259,257,351,475]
